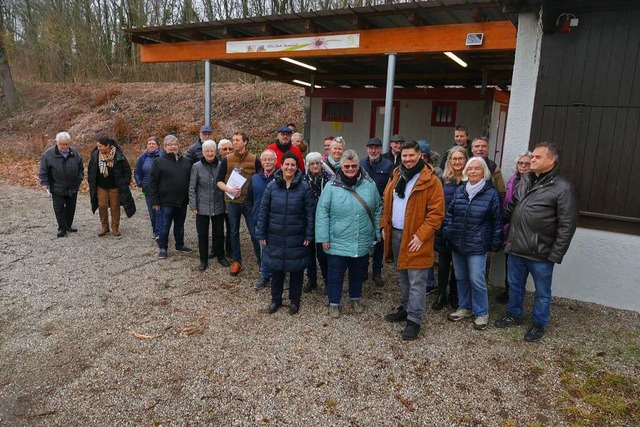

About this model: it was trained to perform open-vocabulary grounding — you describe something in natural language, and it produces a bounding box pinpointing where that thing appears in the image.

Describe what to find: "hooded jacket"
[382,163,445,269]
[504,166,578,264]
[316,171,382,258]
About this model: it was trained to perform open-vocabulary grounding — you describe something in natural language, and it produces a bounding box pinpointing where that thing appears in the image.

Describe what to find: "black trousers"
[195,214,225,263]
[51,193,78,231]
[271,270,304,306]
[437,249,458,305]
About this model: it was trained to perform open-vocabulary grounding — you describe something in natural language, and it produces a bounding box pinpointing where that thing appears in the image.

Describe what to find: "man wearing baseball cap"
[382,134,404,167]
[187,124,214,163]
[265,125,305,172]
[360,137,394,287]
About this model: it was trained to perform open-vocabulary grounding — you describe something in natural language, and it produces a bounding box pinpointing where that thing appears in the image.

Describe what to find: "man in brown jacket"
[382,140,445,340]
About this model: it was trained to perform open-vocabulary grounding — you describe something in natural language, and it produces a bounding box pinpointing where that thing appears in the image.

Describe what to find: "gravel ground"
[1,181,638,426]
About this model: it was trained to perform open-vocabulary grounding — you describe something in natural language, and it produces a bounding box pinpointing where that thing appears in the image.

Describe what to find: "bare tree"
[0,1,19,111]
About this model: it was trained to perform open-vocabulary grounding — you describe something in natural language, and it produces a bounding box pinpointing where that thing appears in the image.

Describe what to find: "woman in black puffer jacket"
[255,152,316,315]
[443,156,502,331]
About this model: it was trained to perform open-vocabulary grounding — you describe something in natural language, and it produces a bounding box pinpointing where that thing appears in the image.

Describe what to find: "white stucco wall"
[500,13,640,313]
[555,229,640,312]
[307,97,485,156]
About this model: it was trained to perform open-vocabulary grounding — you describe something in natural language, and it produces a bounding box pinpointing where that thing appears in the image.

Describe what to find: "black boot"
[431,293,447,311]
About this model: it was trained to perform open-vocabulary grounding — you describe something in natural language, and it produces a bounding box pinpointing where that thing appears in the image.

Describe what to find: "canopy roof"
[124,1,518,89]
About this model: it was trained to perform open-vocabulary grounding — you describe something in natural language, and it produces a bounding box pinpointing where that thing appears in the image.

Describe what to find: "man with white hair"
[149,135,194,259]
[39,132,85,237]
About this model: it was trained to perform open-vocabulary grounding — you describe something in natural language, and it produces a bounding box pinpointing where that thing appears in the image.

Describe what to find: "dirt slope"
[0,81,304,189]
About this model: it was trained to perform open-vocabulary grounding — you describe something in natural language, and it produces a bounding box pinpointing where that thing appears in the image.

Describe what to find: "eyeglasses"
[517,162,531,166]
[342,164,359,170]
[451,158,466,162]
[308,161,322,165]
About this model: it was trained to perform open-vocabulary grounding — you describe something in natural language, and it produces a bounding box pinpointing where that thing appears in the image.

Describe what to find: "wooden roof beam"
[261,23,288,36]
[304,19,331,33]
[406,12,427,27]
[139,21,516,63]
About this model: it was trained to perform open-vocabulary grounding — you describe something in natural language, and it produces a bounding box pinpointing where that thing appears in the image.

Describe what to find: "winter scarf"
[394,158,425,198]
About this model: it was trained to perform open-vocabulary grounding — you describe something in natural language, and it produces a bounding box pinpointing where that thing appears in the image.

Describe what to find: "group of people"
[39,123,578,342]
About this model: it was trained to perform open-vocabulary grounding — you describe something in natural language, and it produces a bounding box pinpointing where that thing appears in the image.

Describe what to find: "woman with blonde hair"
[432,146,468,310]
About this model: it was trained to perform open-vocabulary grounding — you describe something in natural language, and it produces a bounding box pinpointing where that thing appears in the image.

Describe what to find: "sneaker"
[229,262,241,276]
[402,320,421,341]
[328,305,341,319]
[158,249,168,259]
[447,308,473,322]
[372,275,385,287]
[473,314,489,330]
[175,246,193,253]
[425,285,437,295]
[351,300,364,314]
[57,229,67,238]
[524,324,545,342]
[384,306,408,323]
[302,280,317,293]
[254,276,270,290]
[494,313,524,328]
[217,256,230,267]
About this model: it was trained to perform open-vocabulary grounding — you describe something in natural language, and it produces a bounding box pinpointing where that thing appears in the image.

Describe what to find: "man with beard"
[359,137,394,287]
[266,126,305,171]
[382,141,445,340]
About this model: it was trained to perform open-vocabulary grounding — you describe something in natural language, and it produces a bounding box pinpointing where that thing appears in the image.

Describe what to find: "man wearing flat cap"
[266,125,305,172]
[382,134,404,167]
[360,137,394,287]
[187,124,214,163]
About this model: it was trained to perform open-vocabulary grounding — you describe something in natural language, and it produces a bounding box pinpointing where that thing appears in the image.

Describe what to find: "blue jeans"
[157,205,187,251]
[452,252,489,316]
[326,254,368,306]
[226,202,254,263]
[144,194,160,236]
[507,254,555,327]
[259,245,271,280]
[427,267,435,287]
[307,242,328,283]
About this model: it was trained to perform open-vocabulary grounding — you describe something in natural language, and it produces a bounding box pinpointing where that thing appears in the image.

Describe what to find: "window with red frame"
[322,99,353,122]
[431,101,457,127]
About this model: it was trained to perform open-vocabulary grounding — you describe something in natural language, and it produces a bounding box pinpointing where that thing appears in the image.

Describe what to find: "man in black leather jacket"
[495,142,578,342]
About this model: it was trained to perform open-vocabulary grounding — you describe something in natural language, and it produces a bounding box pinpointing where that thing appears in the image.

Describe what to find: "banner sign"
[226,34,360,53]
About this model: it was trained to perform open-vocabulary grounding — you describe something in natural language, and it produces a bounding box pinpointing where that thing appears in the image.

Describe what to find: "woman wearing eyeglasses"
[432,146,468,311]
[496,151,533,303]
[316,150,382,318]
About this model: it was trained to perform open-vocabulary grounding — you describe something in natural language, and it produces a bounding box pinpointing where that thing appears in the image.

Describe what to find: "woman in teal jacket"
[316,150,382,318]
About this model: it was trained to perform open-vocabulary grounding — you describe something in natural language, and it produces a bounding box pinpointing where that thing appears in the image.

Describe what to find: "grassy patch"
[560,358,639,425]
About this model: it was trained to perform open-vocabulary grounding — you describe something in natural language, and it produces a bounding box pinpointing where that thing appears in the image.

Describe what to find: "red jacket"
[266,142,305,172]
